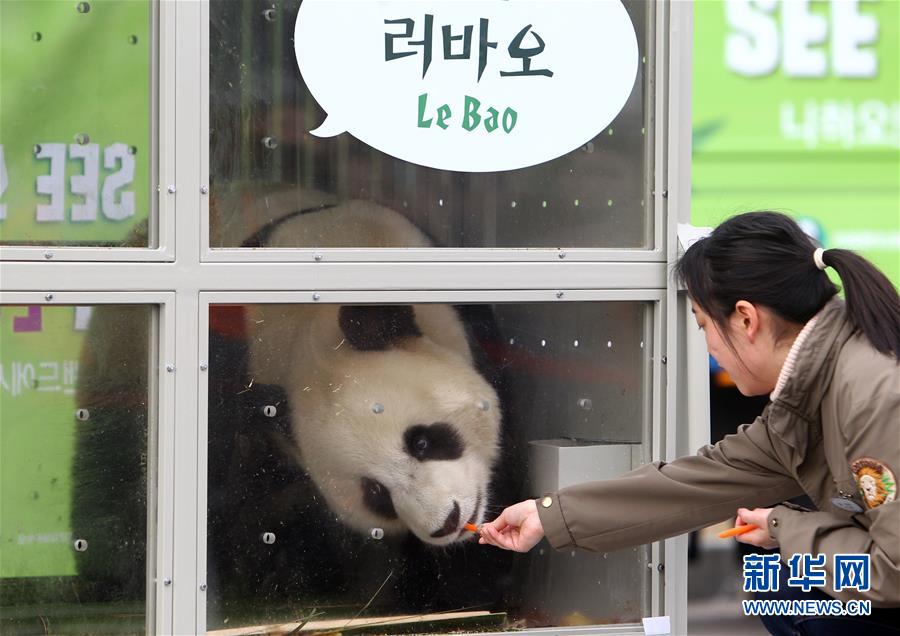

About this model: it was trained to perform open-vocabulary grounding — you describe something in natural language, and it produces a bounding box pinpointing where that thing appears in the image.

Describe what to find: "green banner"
[0,0,151,246]
[693,0,899,285]
[0,306,86,577]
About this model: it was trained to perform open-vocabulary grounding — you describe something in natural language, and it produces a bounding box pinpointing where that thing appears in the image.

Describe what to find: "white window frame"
[198,0,663,264]
[0,2,175,262]
[199,289,664,636]
[0,292,177,635]
[0,1,701,634]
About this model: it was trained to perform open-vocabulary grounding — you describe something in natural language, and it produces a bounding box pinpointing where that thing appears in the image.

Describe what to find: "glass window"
[0,304,155,635]
[0,1,155,247]
[209,0,650,250]
[206,300,651,632]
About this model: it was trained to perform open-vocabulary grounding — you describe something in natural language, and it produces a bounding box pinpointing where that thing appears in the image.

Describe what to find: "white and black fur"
[245,204,503,546]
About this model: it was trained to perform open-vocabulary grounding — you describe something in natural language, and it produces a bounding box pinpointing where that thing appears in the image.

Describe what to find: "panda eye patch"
[360,477,398,519]
[404,423,464,461]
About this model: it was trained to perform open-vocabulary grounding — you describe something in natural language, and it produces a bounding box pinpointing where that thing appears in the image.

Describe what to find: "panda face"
[247,300,503,547]
[288,326,501,547]
[355,419,487,543]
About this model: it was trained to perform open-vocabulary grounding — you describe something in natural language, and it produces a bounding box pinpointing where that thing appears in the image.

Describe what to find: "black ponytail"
[675,211,900,359]
[821,248,900,358]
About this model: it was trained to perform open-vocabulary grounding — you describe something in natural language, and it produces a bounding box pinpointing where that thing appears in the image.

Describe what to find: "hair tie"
[813,247,827,270]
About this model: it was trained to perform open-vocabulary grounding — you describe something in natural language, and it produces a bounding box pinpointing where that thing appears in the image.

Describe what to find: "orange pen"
[718,524,758,539]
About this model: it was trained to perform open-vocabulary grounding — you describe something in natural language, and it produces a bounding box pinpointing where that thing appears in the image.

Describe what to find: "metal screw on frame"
[556,291,564,299]
[199,583,207,592]
[312,293,321,301]
[44,251,53,260]
[313,252,323,262]
[167,185,176,194]
[199,362,208,371]
[200,185,209,195]
[558,251,567,259]
[661,356,667,365]
[166,364,175,373]
[163,577,172,586]
[45,293,54,301]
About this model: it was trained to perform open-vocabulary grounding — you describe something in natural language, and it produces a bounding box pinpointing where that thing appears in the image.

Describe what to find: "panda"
[74,199,523,622]
[242,203,503,547]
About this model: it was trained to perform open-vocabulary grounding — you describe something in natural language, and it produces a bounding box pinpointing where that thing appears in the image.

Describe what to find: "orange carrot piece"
[464,523,480,533]
[718,524,758,539]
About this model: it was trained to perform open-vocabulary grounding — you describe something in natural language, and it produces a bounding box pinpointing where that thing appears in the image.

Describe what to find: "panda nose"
[429,501,461,538]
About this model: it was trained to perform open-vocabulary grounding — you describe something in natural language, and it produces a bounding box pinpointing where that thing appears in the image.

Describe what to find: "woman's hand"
[478,499,545,552]
[734,507,778,549]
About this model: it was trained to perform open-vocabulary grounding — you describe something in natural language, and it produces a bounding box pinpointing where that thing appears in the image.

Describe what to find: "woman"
[479,212,900,635]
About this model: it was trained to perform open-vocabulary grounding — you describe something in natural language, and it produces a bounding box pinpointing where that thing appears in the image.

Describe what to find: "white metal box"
[528,438,640,494]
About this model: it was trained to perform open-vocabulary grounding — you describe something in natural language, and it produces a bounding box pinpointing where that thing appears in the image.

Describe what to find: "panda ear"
[338,305,423,351]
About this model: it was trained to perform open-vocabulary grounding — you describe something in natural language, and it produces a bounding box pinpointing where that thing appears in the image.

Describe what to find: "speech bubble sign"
[295,0,638,173]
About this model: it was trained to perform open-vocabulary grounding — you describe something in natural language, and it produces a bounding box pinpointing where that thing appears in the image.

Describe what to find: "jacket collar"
[770,313,821,402]
[767,297,855,448]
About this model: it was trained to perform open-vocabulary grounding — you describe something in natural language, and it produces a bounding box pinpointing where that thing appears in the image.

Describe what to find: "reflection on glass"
[209,0,649,249]
[0,1,154,247]
[0,305,153,635]
[206,301,650,632]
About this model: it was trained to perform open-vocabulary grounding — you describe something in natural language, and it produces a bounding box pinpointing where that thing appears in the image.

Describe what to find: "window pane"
[207,301,650,632]
[0,1,155,247]
[0,305,154,635]
[209,1,650,249]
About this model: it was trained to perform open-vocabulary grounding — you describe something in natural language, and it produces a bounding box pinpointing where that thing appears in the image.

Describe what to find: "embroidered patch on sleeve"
[851,458,897,510]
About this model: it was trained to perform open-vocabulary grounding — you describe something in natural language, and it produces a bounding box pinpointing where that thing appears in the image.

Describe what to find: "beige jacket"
[538,298,900,606]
